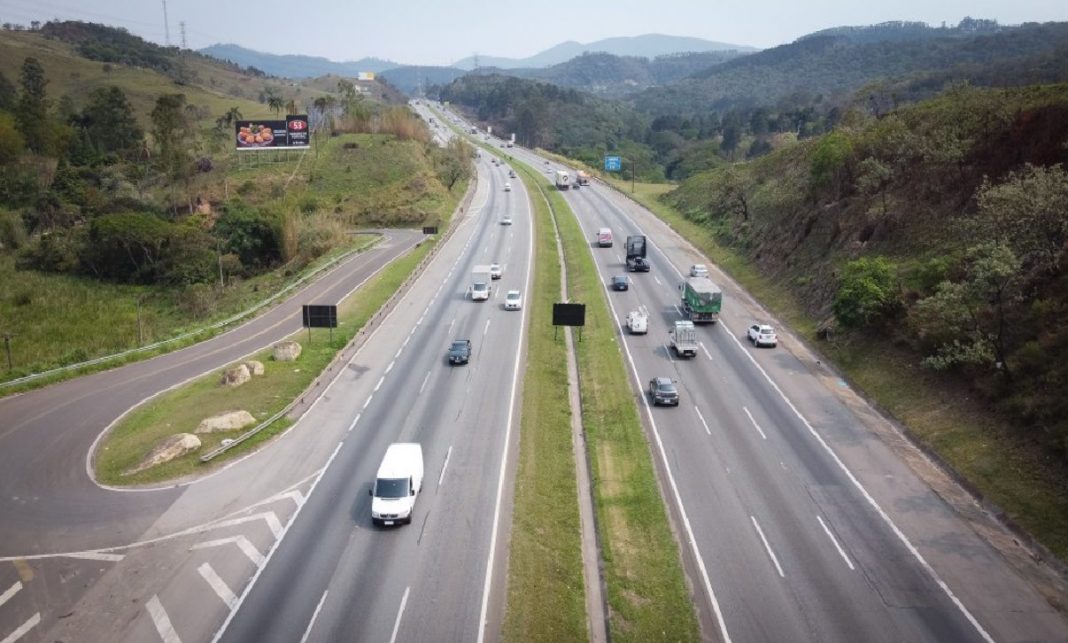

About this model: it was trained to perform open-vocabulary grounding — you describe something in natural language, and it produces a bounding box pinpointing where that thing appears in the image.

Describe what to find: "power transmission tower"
[179,21,186,49]
[161,0,171,46]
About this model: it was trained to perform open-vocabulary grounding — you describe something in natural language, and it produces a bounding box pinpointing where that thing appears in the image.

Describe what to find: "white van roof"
[377,443,423,479]
[598,228,611,235]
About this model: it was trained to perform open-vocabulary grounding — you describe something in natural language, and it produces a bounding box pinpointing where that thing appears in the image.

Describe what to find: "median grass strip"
[518,163,699,641]
[501,161,587,642]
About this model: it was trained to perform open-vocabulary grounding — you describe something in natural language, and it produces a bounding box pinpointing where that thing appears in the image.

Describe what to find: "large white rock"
[245,359,265,376]
[126,433,201,475]
[196,410,257,434]
[221,364,251,387]
[272,341,302,362]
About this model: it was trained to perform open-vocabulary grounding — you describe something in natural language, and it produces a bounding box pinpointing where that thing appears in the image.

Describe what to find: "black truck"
[626,235,649,272]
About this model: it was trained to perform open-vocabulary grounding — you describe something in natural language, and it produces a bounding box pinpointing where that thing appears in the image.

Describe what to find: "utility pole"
[161,0,171,47]
[179,21,187,49]
[2,333,12,371]
[217,241,225,288]
[136,298,144,346]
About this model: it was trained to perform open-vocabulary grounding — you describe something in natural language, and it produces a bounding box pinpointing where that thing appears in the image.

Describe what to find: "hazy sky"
[4,0,1066,65]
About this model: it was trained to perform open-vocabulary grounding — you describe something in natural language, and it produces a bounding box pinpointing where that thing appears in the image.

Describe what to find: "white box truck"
[555,170,571,190]
[369,443,424,526]
[669,320,698,358]
[471,265,492,301]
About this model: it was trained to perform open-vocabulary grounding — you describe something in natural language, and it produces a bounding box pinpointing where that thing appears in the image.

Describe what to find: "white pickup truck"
[626,307,648,334]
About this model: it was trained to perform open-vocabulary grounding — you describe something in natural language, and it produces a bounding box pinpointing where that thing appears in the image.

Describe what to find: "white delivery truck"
[471,265,492,301]
[369,443,424,526]
[555,170,571,190]
[669,320,698,358]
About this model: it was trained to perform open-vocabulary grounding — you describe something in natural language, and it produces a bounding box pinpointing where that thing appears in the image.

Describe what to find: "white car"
[504,290,522,310]
[747,323,778,348]
[500,215,513,225]
[489,263,502,280]
[690,264,709,278]
[504,182,512,192]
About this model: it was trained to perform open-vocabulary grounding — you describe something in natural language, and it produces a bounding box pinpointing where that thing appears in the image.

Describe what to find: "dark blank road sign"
[302,304,338,328]
[552,303,586,327]
[422,226,439,235]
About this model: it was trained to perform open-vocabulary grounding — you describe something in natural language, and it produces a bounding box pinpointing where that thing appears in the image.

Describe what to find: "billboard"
[358,71,375,81]
[235,115,310,150]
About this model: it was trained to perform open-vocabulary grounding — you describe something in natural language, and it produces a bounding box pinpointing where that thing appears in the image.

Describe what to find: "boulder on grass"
[221,364,251,387]
[196,410,257,434]
[273,341,302,362]
[245,360,265,376]
[126,433,201,475]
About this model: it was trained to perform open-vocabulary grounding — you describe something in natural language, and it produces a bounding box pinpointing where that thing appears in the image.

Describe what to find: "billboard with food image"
[235,115,310,150]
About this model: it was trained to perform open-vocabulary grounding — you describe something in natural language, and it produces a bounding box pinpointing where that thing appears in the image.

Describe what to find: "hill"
[199,43,398,78]
[379,65,467,95]
[452,33,753,69]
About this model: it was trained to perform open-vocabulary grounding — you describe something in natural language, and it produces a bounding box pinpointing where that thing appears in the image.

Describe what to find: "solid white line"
[347,413,361,433]
[448,318,455,333]
[694,407,712,436]
[64,551,125,562]
[385,360,395,374]
[0,581,21,609]
[483,319,491,336]
[419,371,432,394]
[699,341,713,361]
[299,590,329,643]
[438,446,453,487]
[363,395,373,410]
[191,537,265,567]
[374,376,384,392]
[1,612,40,643]
[721,324,995,642]
[147,595,182,643]
[198,563,238,608]
[389,586,410,643]
[742,406,768,440]
[211,441,345,643]
[751,516,785,578]
[817,515,856,571]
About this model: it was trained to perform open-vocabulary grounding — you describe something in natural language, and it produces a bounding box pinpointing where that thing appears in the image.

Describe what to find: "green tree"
[436,138,472,191]
[833,256,900,328]
[150,93,194,215]
[81,86,143,157]
[855,156,894,217]
[267,95,284,116]
[0,71,17,111]
[0,112,25,164]
[810,131,854,199]
[15,57,51,153]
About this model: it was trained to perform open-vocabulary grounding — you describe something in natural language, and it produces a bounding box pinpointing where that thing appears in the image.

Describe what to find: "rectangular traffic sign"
[604,156,622,172]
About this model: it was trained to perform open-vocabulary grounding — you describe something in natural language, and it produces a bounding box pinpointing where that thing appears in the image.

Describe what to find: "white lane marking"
[1,612,40,643]
[448,318,455,333]
[438,446,453,487]
[191,537,266,567]
[742,406,768,440]
[65,551,124,562]
[363,395,374,410]
[211,441,344,643]
[664,344,675,362]
[653,275,662,286]
[674,304,683,316]
[694,407,712,436]
[347,413,361,434]
[419,371,432,394]
[720,322,994,642]
[147,595,182,643]
[265,489,305,507]
[299,590,329,643]
[374,376,385,392]
[699,341,713,361]
[477,152,535,643]
[389,586,411,643]
[817,515,856,571]
[263,513,283,539]
[402,335,411,348]
[483,319,491,336]
[751,516,785,578]
[0,581,21,608]
[198,563,238,608]
[395,347,403,359]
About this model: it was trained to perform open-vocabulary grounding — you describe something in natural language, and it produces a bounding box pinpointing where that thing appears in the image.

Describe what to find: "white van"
[369,443,424,526]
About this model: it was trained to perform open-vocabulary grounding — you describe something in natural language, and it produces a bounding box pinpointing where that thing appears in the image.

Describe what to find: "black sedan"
[610,275,629,291]
[448,339,471,365]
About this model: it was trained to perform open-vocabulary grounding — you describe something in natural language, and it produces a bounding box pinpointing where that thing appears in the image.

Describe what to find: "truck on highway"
[626,235,649,272]
[626,307,649,334]
[575,170,591,186]
[555,170,570,190]
[369,443,424,526]
[680,277,722,323]
[669,320,698,358]
[471,265,492,301]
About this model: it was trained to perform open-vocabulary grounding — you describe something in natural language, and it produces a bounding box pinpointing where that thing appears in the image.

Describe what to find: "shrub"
[0,208,28,249]
[833,256,901,328]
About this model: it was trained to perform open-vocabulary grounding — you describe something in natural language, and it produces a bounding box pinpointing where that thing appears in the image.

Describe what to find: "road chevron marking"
[146,595,181,643]
[198,562,238,608]
[191,536,266,567]
[0,581,22,609]
[1,611,40,643]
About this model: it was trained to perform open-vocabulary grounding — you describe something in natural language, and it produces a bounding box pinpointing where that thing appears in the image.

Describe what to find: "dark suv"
[448,339,472,365]
[648,377,679,406]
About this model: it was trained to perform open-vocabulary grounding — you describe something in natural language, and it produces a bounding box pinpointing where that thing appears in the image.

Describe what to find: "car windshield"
[658,381,677,393]
[507,294,520,302]
[473,283,488,292]
[451,342,467,351]
[375,478,409,499]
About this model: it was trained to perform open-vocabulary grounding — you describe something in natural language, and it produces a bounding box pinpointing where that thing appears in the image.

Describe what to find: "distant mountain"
[633,19,1068,115]
[199,44,398,78]
[453,34,754,69]
[378,66,467,95]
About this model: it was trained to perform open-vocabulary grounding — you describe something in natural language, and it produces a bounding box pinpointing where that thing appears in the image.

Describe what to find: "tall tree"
[150,93,194,215]
[81,86,143,157]
[16,57,50,153]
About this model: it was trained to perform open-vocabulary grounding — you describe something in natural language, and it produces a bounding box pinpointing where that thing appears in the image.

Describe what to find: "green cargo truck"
[680,277,722,323]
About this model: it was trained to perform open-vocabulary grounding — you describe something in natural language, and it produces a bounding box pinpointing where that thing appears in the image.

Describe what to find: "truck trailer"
[554,170,571,190]
[626,235,649,272]
[680,277,722,323]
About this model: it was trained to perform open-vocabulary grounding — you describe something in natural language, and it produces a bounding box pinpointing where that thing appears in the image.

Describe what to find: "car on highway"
[448,339,472,365]
[489,263,502,280]
[500,215,513,225]
[369,443,424,526]
[509,169,516,178]
[504,182,511,191]
[504,290,522,310]
[649,377,679,406]
[747,323,778,348]
[610,275,629,291]
[690,264,709,278]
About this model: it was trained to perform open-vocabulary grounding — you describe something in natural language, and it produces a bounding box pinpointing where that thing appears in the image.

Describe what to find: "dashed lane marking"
[0,581,21,609]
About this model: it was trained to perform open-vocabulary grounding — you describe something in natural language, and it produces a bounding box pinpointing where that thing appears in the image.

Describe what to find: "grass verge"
[500,158,587,642]
[517,161,699,641]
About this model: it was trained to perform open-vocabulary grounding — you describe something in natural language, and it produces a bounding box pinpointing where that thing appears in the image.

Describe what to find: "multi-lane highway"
[497,138,1068,641]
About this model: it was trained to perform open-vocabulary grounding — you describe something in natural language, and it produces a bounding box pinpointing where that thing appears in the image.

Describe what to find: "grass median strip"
[516,161,699,641]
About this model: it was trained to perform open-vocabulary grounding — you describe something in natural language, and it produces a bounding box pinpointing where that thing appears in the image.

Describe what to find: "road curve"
[0,229,422,556]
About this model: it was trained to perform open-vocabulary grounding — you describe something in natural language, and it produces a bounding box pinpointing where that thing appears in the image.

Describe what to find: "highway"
[496,138,1068,641]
